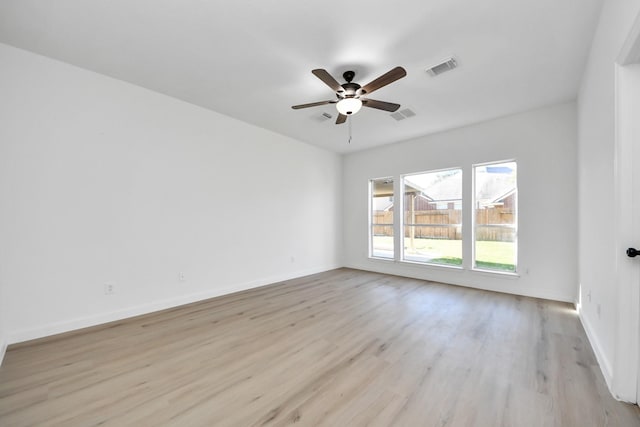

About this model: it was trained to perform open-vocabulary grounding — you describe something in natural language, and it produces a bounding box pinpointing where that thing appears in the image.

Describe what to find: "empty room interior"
[3,0,640,425]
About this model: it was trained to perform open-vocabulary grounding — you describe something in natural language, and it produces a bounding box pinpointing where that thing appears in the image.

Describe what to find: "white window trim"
[471,159,518,274]
[399,167,463,267]
[369,177,395,260]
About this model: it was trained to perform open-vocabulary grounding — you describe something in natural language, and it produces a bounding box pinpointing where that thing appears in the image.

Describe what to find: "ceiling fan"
[292,67,407,124]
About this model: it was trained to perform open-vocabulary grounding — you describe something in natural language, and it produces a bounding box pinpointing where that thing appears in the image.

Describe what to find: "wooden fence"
[372,208,515,242]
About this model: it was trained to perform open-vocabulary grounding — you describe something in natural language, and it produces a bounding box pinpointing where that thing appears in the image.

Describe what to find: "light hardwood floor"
[1,268,639,426]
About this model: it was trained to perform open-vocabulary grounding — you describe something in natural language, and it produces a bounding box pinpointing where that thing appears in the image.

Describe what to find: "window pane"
[474,162,517,272]
[403,226,462,265]
[402,169,462,266]
[371,178,394,259]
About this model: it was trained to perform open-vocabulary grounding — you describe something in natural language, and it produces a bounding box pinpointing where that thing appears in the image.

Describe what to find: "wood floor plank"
[1,268,639,426]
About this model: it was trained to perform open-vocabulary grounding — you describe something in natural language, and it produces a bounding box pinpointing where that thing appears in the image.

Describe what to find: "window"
[473,161,517,272]
[370,178,394,259]
[402,169,462,266]
[369,160,518,275]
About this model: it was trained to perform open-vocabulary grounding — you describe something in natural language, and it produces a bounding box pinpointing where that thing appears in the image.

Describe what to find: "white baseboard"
[8,264,341,345]
[579,309,614,391]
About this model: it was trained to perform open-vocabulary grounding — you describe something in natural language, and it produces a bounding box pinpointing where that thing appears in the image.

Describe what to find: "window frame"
[400,167,463,268]
[368,177,395,260]
[471,160,518,274]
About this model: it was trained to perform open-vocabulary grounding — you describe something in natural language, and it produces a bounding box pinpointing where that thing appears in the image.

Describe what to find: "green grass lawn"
[474,240,516,271]
[372,236,515,272]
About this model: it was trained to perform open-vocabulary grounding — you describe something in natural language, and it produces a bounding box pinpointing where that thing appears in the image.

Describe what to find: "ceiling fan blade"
[362,99,401,112]
[360,66,407,95]
[336,113,348,124]
[312,69,343,92]
[291,100,335,109]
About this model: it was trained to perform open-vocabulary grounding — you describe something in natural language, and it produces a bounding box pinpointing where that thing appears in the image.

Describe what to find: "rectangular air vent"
[312,112,333,122]
[390,108,416,121]
[400,108,416,118]
[426,57,458,77]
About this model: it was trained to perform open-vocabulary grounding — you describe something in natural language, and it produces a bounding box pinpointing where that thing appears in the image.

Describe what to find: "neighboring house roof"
[372,197,394,212]
[475,170,516,208]
[405,170,462,202]
[489,188,516,205]
[394,167,516,208]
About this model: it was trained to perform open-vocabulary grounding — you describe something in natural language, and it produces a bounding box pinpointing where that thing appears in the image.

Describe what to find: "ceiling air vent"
[390,108,416,121]
[312,112,333,122]
[426,57,458,77]
[400,108,415,118]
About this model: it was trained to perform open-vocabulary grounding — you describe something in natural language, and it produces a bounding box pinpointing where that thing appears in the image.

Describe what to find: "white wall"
[0,43,342,348]
[343,102,577,302]
[577,0,640,400]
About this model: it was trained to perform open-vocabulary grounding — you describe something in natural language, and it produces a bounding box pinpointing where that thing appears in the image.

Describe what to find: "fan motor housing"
[341,82,361,98]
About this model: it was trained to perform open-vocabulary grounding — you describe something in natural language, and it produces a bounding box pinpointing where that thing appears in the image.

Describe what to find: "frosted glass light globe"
[336,98,362,115]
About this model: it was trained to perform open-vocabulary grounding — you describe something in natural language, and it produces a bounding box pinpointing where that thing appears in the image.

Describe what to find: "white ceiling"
[0,0,603,153]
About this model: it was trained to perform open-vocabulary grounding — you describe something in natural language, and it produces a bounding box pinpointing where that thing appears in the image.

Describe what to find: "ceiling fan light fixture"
[292,67,406,126]
[336,98,362,115]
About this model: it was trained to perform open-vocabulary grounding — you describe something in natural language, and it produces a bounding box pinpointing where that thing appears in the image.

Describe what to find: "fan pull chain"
[348,117,352,144]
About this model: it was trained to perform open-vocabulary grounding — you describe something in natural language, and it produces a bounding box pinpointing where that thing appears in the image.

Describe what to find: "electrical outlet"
[104,282,115,295]
[597,303,601,319]
[290,256,295,263]
[178,272,186,282]
[587,291,591,302]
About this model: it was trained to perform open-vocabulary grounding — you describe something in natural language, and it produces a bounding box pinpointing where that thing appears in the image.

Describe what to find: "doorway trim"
[614,9,640,403]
